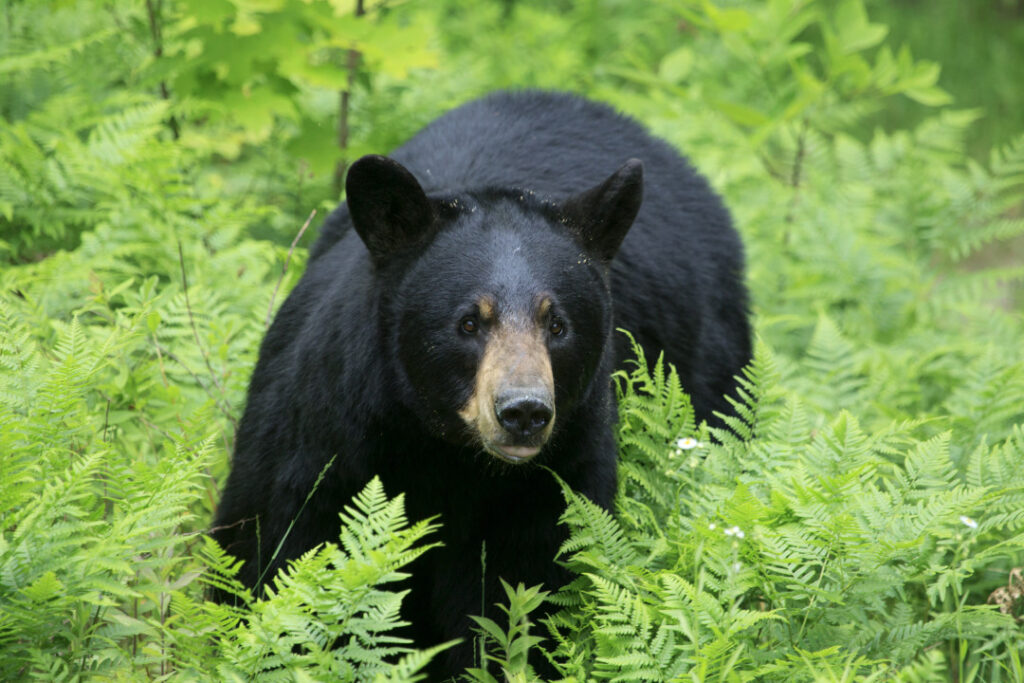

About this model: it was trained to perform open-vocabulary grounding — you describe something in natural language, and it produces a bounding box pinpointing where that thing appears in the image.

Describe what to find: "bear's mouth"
[483,442,542,465]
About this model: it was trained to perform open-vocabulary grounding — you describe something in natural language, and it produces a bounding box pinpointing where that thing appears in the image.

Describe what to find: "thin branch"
[782,118,809,250]
[176,242,238,431]
[784,118,808,226]
[144,0,179,139]
[334,0,366,194]
[78,604,104,673]
[789,120,808,190]
[151,332,170,387]
[266,209,316,329]
[103,399,113,519]
[206,515,260,537]
[152,339,237,430]
[102,398,111,444]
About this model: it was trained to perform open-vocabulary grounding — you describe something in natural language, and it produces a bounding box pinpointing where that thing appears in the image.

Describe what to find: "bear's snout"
[495,390,554,438]
[458,316,557,463]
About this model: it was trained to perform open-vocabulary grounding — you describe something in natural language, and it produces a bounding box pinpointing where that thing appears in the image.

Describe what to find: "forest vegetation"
[1,0,1023,680]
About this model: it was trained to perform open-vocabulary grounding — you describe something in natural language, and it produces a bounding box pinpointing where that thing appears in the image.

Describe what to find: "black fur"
[212,91,750,677]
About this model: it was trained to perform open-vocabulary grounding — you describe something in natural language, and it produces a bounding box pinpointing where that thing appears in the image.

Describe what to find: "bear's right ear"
[346,155,435,262]
[559,159,644,262]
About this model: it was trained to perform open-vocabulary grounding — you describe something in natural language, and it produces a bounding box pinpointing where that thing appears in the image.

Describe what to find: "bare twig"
[334,0,366,194]
[151,340,235,427]
[784,118,809,230]
[102,398,111,444]
[78,605,104,673]
[151,333,170,387]
[265,209,316,329]
[144,0,179,139]
[103,400,113,518]
[206,515,260,537]
[176,242,238,432]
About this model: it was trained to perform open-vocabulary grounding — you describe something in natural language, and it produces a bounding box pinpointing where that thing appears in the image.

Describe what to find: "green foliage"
[466,581,549,683]
[0,265,441,679]
[538,339,1024,681]
[864,0,1024,158]
[159,0,437,166]
[0,315,445,677]
[1,0,1023,680]
[204,477,447,680]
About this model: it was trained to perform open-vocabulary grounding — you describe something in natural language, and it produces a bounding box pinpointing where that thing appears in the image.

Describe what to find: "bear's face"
[392,207,611,463]
[345,155,643,464]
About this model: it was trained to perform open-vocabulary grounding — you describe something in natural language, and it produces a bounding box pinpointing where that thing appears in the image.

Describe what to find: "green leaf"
[710,98,770,127]
[905,86,953,107]
[834,0,889,54]
[21,571,64,603]
[702,0,752,32]
[658,47,694,84]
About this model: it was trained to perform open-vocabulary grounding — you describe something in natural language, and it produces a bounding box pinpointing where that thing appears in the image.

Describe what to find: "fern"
[548,340,1024,679]
[198,478,444,680]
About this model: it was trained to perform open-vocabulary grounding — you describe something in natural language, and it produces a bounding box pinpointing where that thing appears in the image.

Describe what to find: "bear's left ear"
[560,159,643,262]
[346,155,436,263]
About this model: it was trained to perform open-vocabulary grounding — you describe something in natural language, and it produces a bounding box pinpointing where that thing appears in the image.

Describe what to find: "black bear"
[212,91,750,676]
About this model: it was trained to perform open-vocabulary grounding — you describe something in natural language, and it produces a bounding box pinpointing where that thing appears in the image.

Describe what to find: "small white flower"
[676,437,703,450]
[733,562,742,573]
[708,523,716,530]
[724,525,745,539]
[960,515,978,529]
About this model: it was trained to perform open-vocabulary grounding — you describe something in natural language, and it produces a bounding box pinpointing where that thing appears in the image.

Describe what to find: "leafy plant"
[203,477,448,681]
[0,308,446,679]
[541,338,1024,681]
[466,581,549,683]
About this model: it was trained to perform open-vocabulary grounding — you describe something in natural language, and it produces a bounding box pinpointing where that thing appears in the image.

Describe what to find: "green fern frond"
[946,350,1024,444]
[197,535,254,607]
[801,314,868,415]
[213,477,444,680]
[372,641,457,682]
[989,132,1024,197]
[557,485,640,571]
[967,426,1024,492]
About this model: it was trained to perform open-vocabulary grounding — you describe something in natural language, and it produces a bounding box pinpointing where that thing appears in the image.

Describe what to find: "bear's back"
[392,92,676,195]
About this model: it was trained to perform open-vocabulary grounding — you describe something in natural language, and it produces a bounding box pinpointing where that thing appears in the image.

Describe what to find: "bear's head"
[346,155,643,464]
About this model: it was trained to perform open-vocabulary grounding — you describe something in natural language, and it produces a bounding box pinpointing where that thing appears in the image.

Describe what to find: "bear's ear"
[560,159,643,262]
[346,155,435,262]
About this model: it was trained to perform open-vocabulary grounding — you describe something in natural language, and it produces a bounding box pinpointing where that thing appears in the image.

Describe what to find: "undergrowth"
[1,0,1022,679]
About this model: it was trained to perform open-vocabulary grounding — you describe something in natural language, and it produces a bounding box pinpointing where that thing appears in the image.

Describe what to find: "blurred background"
[2,0,1022,257]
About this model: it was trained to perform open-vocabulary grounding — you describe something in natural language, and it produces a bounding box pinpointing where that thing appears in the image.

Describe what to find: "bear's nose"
[495,393,553,438]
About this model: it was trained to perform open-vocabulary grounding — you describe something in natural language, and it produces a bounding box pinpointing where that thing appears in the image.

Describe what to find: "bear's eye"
[460,316,479,335]
[549,317,566,336]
